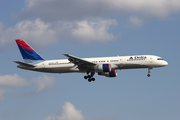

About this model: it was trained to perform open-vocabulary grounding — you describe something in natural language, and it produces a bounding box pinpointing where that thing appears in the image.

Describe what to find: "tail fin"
[15,39,44,63]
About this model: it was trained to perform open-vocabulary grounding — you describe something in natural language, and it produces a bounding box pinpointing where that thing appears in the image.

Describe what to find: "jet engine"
[94,64,111,72]
[98,70,117,77]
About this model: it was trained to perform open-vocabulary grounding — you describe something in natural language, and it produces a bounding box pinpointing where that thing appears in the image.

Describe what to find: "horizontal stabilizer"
[14,61,35,67]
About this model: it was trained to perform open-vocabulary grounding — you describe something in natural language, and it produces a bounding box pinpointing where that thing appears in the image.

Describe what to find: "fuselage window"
[110,60,118,62]
[157,58,163,60]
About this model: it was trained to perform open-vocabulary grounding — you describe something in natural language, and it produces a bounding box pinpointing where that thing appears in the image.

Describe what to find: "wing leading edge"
[63,54,96,66]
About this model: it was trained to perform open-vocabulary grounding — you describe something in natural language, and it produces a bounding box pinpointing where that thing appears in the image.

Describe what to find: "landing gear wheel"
[84,72,95,82]
[84,76,88,79]
[147,68,152,77]
[91,78,95,81]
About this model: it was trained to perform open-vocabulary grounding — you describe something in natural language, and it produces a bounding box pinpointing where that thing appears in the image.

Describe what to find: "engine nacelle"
[94,64,111,72]
[98,70,117,77]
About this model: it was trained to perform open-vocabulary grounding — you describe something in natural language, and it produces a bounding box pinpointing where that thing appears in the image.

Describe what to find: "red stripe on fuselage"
[16,39,35,52]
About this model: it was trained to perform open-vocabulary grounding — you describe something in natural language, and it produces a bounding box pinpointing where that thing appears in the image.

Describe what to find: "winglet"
[15,39,44,63]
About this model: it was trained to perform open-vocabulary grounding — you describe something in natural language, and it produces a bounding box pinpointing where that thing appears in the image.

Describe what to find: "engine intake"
[98,70,117,77]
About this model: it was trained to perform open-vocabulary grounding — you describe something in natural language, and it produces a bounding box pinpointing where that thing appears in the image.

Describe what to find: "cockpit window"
[157,58,163,60]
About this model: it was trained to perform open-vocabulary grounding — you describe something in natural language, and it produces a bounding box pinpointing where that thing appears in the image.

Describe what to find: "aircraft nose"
[162,61,168,66]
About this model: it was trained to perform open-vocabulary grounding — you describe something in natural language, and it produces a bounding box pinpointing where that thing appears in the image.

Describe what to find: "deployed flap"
[14,61,35,67]
[63,54,96,66]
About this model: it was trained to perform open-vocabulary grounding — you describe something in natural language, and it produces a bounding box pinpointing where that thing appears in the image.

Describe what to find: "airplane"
[14,39,168,82]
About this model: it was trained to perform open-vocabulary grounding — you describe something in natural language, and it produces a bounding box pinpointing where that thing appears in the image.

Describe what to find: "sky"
[0,0,180,120]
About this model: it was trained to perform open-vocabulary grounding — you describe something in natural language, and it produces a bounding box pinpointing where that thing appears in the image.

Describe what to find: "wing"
[14,61,35,67]
[63,54,96,71]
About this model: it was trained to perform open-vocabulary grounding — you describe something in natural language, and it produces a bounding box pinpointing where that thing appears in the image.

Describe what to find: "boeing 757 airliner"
[14,39,168,82]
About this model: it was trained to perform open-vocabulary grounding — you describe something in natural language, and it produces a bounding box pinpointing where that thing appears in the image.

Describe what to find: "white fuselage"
[18,55,168,73]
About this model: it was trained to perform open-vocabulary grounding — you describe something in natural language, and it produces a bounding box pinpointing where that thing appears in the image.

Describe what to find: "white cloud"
[126,16,143,28]
[0,74,28,87]
[5,0,180,49]
[32,75,57,93]
[0,18,117,49]
[44,102,84,120]
[100,0,180,17]
[20,0,180,21]
[71,19,117,43]
[1,0,178,50]
[0,88,9,100]
[0,19,57,49]
[0,74,57,101]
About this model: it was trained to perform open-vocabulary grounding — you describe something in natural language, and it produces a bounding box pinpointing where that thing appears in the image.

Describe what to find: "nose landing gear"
[84,72,95,82]
[147,68,152,77]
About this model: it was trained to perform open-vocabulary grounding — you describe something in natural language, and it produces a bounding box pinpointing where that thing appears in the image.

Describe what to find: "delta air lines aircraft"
[14,39,168,82]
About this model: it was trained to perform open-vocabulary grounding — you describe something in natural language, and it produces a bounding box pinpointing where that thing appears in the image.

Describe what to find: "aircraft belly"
[119,64,148,69]
[36,65,80,73]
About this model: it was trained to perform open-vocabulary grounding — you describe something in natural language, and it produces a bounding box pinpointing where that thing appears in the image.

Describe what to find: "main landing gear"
[147,68,152,77]
[84,72,95,82]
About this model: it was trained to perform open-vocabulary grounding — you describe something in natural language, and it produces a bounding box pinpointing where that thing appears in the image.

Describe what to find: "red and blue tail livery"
[15,39,44,62]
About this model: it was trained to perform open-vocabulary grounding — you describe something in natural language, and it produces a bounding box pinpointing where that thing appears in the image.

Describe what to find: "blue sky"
[0,0,179,120]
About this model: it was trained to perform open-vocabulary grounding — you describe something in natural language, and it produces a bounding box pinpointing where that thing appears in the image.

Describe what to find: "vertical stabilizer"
[15,39,44,63]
